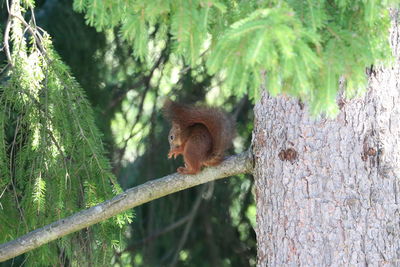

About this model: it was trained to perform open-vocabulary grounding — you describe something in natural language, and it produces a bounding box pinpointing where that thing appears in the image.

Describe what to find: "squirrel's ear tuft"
[162,98,174,121]
[163,98,173,108]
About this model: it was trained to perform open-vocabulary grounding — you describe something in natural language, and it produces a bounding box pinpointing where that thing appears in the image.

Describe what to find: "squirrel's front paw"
[168,151,178,159]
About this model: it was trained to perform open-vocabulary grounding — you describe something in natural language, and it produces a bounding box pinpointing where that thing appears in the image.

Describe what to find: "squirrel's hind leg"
[177,157,202,174]
[177,144,207,175]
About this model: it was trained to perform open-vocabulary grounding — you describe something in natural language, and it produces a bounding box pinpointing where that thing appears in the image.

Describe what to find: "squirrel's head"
[168,123,183,149]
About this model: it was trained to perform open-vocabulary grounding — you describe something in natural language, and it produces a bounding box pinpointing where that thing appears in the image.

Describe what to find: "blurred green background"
[0,0,255,266]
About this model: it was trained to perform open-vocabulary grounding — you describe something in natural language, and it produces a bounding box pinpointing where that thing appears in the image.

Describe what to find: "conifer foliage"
[0,1,132,265]
[74,0,393,115]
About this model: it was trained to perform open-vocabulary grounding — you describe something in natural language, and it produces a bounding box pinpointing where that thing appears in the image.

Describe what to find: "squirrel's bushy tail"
[163,99,235,160]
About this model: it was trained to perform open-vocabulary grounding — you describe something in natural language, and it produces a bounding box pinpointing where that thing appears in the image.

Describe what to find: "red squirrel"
[163,99,235,174]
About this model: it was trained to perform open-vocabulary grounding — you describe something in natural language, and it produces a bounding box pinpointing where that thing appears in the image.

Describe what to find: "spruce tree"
[74,0,393,115]
[0,1,132,265]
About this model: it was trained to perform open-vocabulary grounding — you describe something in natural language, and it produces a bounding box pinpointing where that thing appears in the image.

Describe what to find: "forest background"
[0,0,255,266]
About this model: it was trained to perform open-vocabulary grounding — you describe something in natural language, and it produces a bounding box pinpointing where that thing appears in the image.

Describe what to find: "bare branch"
[0,151,253,262]
[3,0,14,66]
[3,0,47,66]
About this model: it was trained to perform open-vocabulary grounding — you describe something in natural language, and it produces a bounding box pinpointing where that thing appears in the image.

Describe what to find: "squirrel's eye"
[169,135,174,140]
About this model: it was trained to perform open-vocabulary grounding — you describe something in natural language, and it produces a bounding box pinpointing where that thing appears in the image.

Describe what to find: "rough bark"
[253,11,400,267]
[0,151,252,262]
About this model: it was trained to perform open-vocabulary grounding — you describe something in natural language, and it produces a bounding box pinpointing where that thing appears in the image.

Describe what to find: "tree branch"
[0,151,253,262]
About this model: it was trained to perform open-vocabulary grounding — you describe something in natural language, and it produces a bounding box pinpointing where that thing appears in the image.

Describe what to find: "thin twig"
[0,186,8,210]
[115,54,166,164]
[178,48,209,76]
[4,6,13,66]
[106,51,167,112]
[3,0,47,66]
[30,7,37,27]
[121,213,192,254]
[169,185,207,267]
[232,95,248,121]
[10,12,45,54]
[9,117,29,232]
[0,63,10,76]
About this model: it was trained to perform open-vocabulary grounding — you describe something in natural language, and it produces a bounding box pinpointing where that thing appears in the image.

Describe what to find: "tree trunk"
[253,11,400,266]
